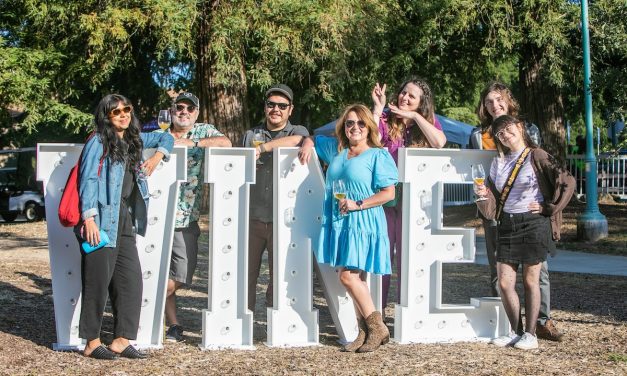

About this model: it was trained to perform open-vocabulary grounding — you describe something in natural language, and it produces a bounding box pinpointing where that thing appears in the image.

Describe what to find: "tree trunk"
[195,1,249,212]
[195,0,249,145]
[518,43,566,161]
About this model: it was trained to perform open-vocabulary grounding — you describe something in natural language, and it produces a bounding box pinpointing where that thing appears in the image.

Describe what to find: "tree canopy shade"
[0,0,624,155]
[195,0,394,141]
[0,0,196,147]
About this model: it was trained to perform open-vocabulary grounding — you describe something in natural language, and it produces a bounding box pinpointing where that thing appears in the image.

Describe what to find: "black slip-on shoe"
[86,345,118,360]
[118,345,148,359]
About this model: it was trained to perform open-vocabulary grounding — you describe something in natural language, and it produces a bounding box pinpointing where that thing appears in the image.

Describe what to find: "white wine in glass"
[334,192,346,200]
[158,110,171,130]
[252,129,265,165]
[333,179,347,216]
[472,164,487,201]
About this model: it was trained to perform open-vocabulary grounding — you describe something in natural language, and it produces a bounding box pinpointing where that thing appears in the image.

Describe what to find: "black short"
[497,212,554,265]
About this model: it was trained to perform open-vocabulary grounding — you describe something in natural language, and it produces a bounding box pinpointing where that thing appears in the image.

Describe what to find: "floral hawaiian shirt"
[156,123,224,228]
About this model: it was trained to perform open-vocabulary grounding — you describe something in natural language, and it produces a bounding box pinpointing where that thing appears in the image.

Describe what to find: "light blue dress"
[314,136,398,274]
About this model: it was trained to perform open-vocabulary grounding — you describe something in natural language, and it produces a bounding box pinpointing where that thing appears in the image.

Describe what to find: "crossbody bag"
[494,147,532,222]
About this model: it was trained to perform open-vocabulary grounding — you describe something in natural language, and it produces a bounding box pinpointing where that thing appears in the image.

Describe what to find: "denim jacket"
[78,132,174,247]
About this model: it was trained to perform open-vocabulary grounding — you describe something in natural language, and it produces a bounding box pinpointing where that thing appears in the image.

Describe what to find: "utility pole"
[576,0,608,241]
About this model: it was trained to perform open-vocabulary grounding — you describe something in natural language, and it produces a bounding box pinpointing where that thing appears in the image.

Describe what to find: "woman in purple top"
[371,77,447,307]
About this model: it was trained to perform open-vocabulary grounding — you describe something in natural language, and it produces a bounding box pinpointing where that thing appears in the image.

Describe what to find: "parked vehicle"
[0,147,45,222]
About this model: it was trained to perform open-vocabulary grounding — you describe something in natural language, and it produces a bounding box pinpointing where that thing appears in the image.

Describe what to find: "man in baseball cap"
[174,92,200,107]
[161,92,231,342]
[264,84,293,103]
[241,84,309,311]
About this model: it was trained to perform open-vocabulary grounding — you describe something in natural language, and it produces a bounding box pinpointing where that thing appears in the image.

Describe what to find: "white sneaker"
[514,332,539,350]
[490,331,521,347]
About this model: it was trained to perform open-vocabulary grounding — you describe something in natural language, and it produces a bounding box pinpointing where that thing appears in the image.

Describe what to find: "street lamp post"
[576,0,608,241]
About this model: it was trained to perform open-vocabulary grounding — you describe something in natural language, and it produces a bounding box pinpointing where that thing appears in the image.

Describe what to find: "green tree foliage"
[0,36,92,146]
[382,0,623,158]
[552,0,626,151]
[586,0,626,128]
[197,0,393,136]
[373,1,517,112]
[0,0,195,147]
[0,0,624,155]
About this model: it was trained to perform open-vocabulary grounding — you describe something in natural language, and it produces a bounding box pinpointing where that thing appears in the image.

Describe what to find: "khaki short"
[169,221,200,285]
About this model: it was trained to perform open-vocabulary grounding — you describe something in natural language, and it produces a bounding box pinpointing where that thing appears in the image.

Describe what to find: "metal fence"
[443,183,475,206]
[439,154,627,206]
[566,154,627,199]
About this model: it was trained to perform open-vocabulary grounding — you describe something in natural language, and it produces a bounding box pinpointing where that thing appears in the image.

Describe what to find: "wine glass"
[158,110,171,130]
[252,129,265,165]
[472,164,487,201]
[333,179,347,216]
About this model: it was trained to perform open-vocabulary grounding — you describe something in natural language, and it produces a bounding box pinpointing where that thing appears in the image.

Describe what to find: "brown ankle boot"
[356,311,389,353]
[536,319,564,342]
[342,318,367,352]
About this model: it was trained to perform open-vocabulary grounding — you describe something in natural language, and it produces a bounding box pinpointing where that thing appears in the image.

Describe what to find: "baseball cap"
[265,84,293,103]
[174,92,200,107]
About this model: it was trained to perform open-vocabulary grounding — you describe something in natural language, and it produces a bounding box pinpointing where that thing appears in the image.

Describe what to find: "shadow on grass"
[0,272,56,347]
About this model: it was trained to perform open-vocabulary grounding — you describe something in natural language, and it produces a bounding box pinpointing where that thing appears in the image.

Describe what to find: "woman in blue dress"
[299,104,398,353]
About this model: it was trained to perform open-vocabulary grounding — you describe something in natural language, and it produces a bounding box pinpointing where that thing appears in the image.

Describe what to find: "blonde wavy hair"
[334,104,382,151]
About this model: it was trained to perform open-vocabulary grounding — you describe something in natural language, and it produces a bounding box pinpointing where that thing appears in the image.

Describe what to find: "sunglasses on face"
[266,101,290,111]
[344,119,366,129]
[175,104,198,113]
[109,105,133,117]
[495,123,519,141]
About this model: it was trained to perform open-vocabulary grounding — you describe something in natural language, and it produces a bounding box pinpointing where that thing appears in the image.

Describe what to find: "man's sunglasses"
[344,120,366,129]
[175,104,198,113]
[266,101,290,111]
[109,105,133,117]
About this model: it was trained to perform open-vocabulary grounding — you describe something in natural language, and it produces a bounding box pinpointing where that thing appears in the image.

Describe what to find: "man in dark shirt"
[241,84,310,311]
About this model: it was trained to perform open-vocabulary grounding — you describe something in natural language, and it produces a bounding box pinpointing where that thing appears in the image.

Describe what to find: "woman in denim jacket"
[78,94,174,360]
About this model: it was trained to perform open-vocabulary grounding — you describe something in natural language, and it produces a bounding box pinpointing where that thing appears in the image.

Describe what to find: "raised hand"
[371,82,387,116]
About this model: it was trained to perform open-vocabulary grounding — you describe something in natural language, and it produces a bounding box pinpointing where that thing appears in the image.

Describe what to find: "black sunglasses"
[175,104,198,113]
[344,120,366,129]
[266,101,290,111]
[109,105,133,117]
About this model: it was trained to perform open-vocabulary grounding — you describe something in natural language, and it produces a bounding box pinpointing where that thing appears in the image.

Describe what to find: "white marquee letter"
[201,148,255,349]
[37,144,186,350]
[395,148,509,343]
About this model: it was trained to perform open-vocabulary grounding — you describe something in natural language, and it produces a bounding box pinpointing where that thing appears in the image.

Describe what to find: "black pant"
[79,203,142,341]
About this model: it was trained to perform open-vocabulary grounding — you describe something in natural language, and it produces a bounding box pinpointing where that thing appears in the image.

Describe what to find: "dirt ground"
[0,202,626,375]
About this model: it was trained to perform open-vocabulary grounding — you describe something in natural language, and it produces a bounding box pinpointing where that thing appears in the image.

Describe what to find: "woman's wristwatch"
[356,200,364,211]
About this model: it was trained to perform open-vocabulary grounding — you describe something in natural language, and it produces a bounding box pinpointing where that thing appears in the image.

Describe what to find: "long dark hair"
[477,82,520,131]
[388,77,435,147]
[93,94,143,169]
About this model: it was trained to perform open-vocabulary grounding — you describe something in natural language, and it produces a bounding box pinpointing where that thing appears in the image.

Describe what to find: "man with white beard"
[159,92,232,342]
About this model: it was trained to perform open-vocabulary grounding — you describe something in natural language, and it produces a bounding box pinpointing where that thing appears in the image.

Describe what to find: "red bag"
[58,136,104,227]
